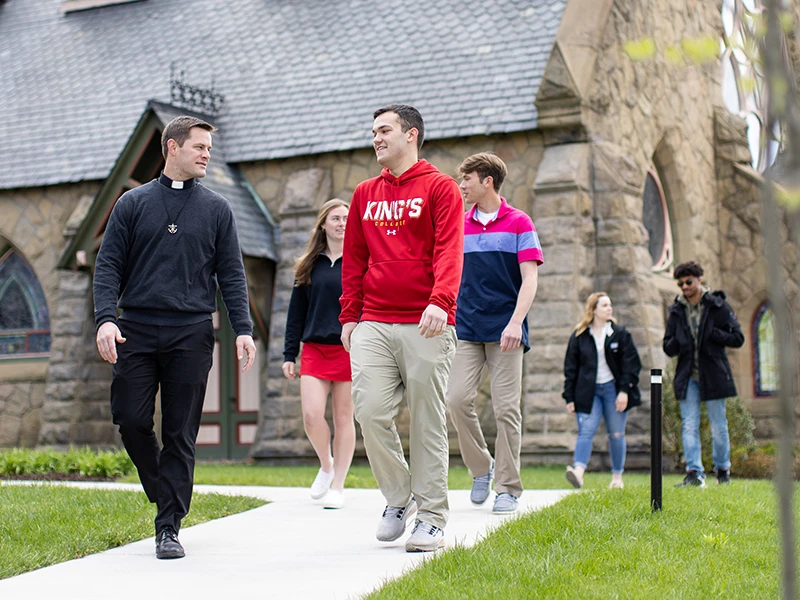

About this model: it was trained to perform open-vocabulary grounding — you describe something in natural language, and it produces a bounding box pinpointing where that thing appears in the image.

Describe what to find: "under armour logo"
[386,230,397,235]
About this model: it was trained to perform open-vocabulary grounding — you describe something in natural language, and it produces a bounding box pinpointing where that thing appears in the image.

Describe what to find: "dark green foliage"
[0,447,134,479]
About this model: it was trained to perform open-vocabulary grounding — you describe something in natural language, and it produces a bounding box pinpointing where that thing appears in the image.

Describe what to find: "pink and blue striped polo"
[456,198,544,351]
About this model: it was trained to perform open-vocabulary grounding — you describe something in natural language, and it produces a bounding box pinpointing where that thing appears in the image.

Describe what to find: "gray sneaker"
[492,492,519,514]
[376,497,417,542]
[404,520,445,552]
[470,459,494,506]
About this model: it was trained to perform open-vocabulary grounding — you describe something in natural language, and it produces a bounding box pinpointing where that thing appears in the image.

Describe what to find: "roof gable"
[0,0,566,190]
[59,101,276,268]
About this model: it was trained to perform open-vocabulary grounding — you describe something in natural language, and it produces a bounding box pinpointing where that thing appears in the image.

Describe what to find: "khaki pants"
[350,321,456,530]
[446,341,523,498]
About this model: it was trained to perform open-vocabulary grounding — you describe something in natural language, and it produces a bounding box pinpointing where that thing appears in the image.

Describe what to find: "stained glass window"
[752,302,778,396]
[642,167,674,273]
[0,249,51,356]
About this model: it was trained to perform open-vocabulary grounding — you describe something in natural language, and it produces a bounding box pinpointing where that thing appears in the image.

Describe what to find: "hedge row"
[0,447,134,479]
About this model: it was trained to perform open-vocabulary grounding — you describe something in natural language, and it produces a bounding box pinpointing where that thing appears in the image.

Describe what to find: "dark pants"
[110,320,214,534]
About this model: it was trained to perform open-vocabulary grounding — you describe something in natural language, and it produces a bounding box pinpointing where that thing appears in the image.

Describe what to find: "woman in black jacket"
[283,199,354,509]
[562,292,641,489]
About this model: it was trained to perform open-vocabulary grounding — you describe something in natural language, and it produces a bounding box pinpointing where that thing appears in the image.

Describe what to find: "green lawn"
[4,466,797,599]
[367,477,799,600]
[0,485,264,579]
[121,462,626,490]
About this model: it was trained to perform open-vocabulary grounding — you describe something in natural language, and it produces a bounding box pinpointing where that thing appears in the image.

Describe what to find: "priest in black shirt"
[94,116,257,560]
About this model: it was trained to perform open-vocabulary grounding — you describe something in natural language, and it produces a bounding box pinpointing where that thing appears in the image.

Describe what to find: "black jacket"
[562,323,642,414]
[663,290,744,401]
[94,177,252,336]
[283,254,344,363]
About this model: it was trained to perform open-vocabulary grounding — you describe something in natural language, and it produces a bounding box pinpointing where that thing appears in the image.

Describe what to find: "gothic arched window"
[642,167,674,273]
[752,302,778,396]
[0,249,51,356]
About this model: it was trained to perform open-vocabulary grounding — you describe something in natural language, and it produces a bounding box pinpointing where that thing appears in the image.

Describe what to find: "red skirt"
[300,342,352,382]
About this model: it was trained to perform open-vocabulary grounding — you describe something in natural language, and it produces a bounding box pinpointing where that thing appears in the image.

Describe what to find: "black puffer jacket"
[663,290,744,401]
[562,323,642,414]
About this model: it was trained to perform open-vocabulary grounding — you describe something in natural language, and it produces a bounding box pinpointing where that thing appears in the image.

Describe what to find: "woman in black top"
[283,199,354,509]
[562,292,641,489]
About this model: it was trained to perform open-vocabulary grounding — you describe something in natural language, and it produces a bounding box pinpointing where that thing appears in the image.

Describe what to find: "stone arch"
[645,130,693,312]
[652,129,694,267]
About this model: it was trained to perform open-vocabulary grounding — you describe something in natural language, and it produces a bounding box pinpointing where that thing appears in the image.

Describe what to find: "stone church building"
[0,0,797,465]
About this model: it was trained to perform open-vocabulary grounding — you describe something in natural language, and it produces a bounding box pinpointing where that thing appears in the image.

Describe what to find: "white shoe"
[322,489,345,509]
[376,498,417,542]
[404,520,445,552]
[310,468,334,499]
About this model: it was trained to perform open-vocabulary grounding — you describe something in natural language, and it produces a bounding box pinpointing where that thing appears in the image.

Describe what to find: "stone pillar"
[526,143,595,463]
[592,141,664,468]
[251,168,331,459]
[38,270,117,448]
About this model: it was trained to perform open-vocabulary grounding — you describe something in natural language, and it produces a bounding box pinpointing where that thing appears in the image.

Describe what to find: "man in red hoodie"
[340,104,464,552]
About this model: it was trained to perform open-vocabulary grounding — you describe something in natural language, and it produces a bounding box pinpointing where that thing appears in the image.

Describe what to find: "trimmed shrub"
[0,447,134,479]
[732,442,800,480]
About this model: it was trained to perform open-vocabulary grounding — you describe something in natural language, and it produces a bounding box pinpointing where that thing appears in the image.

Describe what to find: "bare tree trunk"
[762,3,798,599]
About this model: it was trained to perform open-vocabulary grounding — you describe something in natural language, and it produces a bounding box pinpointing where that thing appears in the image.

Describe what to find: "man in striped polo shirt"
[446,153,544,514]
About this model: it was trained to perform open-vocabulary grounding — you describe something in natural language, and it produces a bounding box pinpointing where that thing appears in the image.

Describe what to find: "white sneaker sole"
[405,537,445,552]
[565,467,582,489]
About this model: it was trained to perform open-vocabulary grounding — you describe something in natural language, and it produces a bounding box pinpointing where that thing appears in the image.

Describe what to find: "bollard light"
[650,368,663,512]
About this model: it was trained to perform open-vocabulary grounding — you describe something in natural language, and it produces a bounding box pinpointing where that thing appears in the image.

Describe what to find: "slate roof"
[148,102,276,260]
[0,0,566,191]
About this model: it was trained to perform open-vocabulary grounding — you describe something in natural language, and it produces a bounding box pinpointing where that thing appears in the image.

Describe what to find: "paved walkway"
[0,481,569,599]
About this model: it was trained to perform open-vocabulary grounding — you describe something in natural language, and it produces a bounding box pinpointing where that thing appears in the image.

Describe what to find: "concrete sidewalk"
[0,482,569,599]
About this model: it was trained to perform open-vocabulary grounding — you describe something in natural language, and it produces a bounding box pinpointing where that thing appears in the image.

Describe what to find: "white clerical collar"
[159,173,196,190]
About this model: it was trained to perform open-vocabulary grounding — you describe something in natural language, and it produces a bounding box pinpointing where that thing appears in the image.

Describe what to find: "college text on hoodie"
[340,160,464,325]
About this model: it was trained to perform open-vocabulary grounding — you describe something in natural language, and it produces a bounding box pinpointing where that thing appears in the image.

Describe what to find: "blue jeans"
[679,379,730,475]
[573,381,628,474]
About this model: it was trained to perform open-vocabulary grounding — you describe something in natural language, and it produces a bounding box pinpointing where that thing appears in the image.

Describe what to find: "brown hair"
[573,292,617,335]
[161,116,216,158]
[373,104,425,150]
[293,199,350,286]
[458,152,508,192]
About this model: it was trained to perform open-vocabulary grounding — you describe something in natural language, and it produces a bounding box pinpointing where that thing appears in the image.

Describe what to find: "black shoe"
[717,469,731,485]
[156,528,185,559]
[675,470,706,488]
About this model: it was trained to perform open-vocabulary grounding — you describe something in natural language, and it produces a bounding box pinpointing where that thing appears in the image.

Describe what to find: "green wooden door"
[195,300,261,460]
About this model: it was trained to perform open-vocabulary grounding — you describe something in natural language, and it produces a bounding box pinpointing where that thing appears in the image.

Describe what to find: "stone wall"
[38,270,118,447]
[522,0,729,469]
[714,107,800,438]
[575,0,799,449]
[0,182,99,447]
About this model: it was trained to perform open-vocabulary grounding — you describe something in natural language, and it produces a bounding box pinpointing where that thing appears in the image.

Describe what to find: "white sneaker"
[376,498,417,542]
[322,489,345,509]
[404,520,445,552]
[310,468,334,499]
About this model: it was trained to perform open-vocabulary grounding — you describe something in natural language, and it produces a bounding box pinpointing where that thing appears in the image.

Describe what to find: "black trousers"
[110,319,214,534]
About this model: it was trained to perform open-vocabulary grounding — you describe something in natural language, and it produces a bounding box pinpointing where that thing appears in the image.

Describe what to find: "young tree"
[761,3,799,598]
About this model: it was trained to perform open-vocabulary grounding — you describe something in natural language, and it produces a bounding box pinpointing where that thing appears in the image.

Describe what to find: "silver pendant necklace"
[161,184,196,235]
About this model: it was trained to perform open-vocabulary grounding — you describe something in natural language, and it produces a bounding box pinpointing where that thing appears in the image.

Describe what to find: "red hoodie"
[340,159,464,325]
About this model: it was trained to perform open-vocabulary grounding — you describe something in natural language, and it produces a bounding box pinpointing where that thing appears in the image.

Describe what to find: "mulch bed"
[1,473,117,482]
